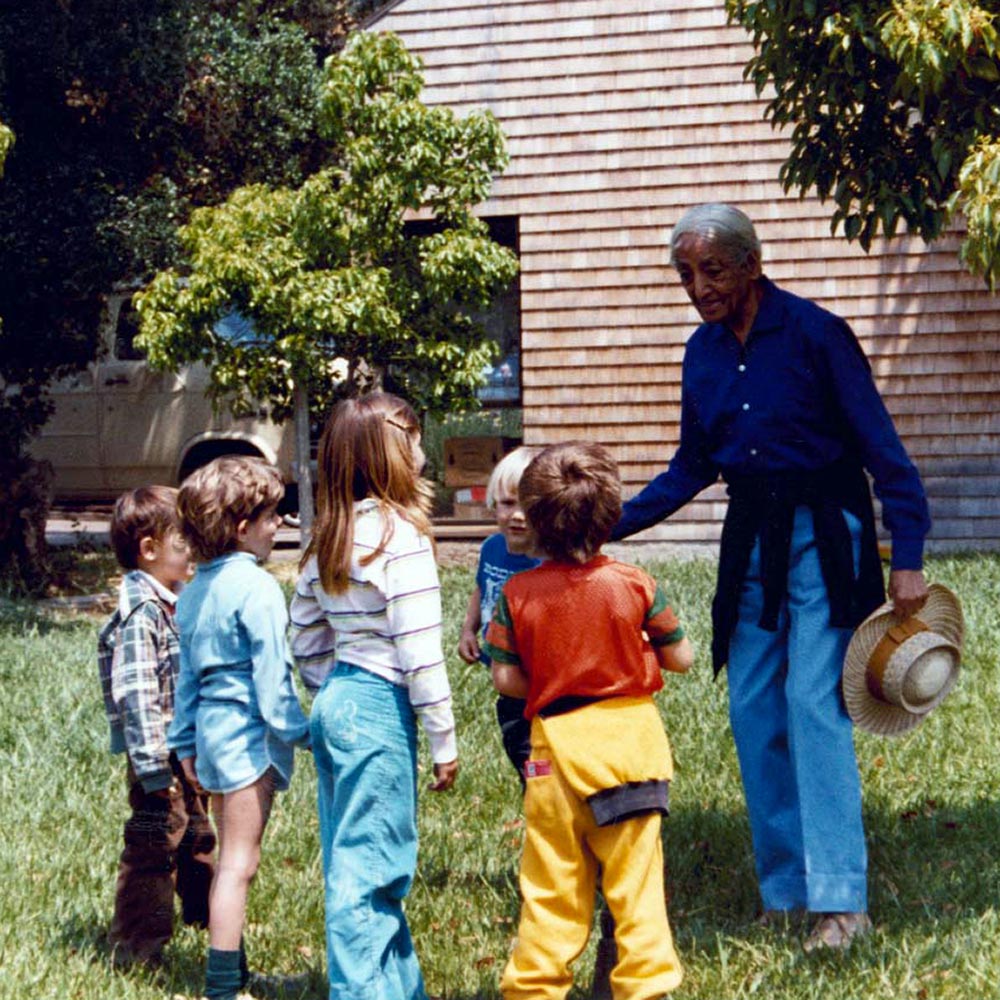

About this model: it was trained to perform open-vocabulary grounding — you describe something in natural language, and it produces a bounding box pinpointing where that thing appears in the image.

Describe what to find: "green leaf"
[968,55,1000,81]
[936,145,954,182]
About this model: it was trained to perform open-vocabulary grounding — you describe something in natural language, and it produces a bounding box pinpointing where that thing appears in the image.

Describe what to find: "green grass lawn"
[2,552,998,999]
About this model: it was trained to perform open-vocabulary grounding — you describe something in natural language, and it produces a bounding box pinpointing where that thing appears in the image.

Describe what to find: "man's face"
[672,233,760,332]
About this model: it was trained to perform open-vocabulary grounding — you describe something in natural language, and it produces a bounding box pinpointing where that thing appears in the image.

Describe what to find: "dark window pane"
[114,298,145,361]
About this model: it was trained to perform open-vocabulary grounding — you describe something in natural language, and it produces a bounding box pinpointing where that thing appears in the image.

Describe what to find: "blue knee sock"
[205,947,242,999]
[239,937,249,988]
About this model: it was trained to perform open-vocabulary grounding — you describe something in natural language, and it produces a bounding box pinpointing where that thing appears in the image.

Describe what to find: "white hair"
[486,446,540,509]
[669,203,762,270]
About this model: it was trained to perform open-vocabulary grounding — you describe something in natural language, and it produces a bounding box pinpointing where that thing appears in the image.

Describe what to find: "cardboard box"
[443,436,505,488]
[453,501,492,520]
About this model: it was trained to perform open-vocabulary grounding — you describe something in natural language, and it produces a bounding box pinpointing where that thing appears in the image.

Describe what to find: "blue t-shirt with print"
[476,532,540,665]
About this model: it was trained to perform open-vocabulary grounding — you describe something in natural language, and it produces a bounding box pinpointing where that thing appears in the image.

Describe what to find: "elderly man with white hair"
[612,203,931,950]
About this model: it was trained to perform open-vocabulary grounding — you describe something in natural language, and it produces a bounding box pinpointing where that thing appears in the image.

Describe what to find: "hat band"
[865,617,929,703]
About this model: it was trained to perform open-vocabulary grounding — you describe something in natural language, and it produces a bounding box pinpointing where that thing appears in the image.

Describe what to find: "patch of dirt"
[434,541,480,569]
[45,547,121,600]
[40,538,481,606]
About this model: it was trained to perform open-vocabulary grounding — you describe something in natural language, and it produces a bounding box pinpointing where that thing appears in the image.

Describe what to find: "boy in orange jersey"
[485,441,692,1000]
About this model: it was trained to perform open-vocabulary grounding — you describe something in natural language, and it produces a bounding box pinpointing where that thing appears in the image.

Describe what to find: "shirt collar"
[137,570,179,605]
[198,550,259,572]
[698,276,780,346]
[747,275,782,335]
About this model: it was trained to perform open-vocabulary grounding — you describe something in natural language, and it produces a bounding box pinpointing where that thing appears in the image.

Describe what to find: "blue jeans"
[727,507,868,913]
[311,663,427,1000]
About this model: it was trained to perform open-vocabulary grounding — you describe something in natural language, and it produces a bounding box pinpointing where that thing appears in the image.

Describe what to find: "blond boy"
[458,446,540,779]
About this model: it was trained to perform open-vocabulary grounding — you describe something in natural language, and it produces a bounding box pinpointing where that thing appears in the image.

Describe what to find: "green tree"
[727,0,1000,288]
[0,2,357,590]
[137,31,519,533]
[0,2,351,423]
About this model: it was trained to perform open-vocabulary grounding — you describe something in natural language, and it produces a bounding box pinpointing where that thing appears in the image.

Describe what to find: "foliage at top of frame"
[136,31,519,422]
[726,0,1000,289]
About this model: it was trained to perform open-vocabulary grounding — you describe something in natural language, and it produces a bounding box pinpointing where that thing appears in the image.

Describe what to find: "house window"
[473,216,521,406]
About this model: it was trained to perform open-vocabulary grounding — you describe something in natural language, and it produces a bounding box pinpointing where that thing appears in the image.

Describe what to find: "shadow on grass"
[56,908,207,995]
[0,597,96,636]
[867,793,1000,928]
[246,969,329,1000]
[55,799,999,997]
[667,805,761,945]
[664,793,1000,943]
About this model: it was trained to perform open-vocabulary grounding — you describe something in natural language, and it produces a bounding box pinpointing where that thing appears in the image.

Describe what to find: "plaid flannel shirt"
[97,571,180,792]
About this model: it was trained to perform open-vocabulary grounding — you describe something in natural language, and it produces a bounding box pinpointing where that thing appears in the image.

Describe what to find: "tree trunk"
[0,455,53,595]
[293,379,314,547]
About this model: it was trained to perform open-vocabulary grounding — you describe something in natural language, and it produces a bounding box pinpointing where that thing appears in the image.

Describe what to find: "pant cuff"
[805,873,868,913]
[759,873,808,911]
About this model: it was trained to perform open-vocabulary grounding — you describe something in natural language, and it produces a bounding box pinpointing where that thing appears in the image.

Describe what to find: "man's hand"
[429,759,458,792]
[888,568,930,620]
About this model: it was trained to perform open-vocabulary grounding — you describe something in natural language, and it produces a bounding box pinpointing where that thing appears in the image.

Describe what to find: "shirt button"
[738,364,746,372]
[750,448,758,456]
[742,402,750,411]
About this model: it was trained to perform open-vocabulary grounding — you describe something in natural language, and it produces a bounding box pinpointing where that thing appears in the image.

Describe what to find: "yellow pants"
[501,708,684,1000]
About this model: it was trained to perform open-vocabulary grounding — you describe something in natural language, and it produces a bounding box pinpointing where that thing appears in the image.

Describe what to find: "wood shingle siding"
[371,0,1000,552]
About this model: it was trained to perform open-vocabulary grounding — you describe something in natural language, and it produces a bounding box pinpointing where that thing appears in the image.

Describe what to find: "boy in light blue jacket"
[168,455,310,1000]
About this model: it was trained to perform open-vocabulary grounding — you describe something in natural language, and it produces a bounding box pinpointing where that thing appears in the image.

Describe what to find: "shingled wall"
[371,0,1000,552]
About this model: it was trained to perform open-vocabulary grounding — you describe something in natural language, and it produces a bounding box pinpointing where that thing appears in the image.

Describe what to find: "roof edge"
[359,0,410,30]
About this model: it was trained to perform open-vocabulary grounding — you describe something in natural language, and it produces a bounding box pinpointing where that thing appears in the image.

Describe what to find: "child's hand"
[429,758,459,792]
[655,636,694,675]
[151,781,180,801]
[180,755,205,794]
[458,628,481,664]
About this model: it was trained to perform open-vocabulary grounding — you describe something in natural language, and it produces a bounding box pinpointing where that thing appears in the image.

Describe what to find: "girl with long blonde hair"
[291,392,458,1000]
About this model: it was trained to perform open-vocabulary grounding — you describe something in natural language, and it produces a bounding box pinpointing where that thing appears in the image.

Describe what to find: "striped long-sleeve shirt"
[290,499,457,764]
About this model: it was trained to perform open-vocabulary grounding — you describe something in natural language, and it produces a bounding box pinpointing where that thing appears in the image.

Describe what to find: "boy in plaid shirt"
[98,486,215,967]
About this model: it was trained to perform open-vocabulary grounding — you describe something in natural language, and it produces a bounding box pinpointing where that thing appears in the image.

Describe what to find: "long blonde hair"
[304,392,434,593]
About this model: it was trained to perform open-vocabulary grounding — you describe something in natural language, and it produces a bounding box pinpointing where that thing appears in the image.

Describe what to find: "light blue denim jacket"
[168,551,310,793]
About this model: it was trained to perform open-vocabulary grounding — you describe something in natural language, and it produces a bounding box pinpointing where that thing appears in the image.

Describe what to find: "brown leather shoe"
[803,911,872,952]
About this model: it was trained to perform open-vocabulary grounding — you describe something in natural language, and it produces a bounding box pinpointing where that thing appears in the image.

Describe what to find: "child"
[290,392,458,1000]
[457,446,540,780]
[460,447,616,998]
[168,456,310,1000]
[98,485,215,968]
[485,442,693,1000]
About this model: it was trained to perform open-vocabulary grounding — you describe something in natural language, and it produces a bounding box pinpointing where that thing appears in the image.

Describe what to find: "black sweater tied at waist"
[710,456,885,676]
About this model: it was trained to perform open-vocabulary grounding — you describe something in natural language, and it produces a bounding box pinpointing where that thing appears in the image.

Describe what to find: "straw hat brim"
[842,583,964,736]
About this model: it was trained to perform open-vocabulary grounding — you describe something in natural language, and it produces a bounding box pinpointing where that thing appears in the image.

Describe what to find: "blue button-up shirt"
[615,277,930,569]
[168,551,310,793]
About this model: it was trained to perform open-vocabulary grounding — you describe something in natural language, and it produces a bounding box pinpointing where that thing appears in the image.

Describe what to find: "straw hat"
[842,584,964,736]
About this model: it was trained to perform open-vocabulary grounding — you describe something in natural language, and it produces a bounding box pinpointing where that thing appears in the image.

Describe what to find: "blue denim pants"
[311,662,427,1000]
[727,507,868,914]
